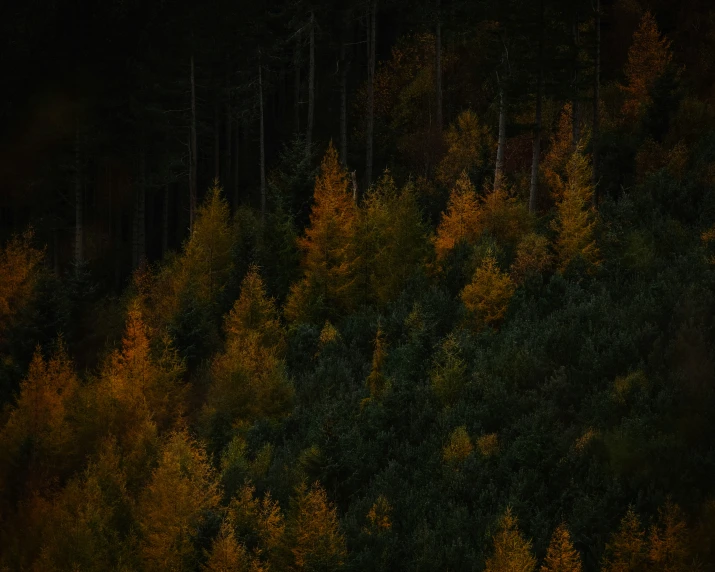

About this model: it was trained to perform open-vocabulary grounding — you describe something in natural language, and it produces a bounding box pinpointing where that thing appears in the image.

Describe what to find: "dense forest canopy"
[3,0,715,569]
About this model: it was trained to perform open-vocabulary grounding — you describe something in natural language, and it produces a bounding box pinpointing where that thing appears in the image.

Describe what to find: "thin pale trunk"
[132,151,146,269]
[306,11,315,160]
[592,0,601,204]
[435,0,443,132]
[572,9,581,151]
[162,183,170,255]
[233,119,240,210]
[74,126,83,271]
[189,54,198,231]
[365,0,377,191]
[529,2,544,214]
[494,83,506,189]
[259,57,266,221]
[293,35,301,135]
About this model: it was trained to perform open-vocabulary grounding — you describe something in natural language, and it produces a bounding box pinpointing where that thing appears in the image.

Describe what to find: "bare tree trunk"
[225,65,232,198]
[529,2,544,214]
[189,54,198,231]
[293,35,301,135]
[259,55,266,221]
[74,125,83,272]
[339,10,350,166]
[132,150,146,269]
[233,119,240,210]
[162,183,170,255]
[494,82,506,189]
[435,0,443,132]
[306,11,315,160]
[592,0,601,204]
[365,0,377,191]
[572,9,581,152]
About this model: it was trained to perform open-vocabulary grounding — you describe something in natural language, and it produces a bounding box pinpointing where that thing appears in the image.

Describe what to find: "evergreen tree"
[485,508,537,572]
[434,172,482,261]
[540,523,583,572]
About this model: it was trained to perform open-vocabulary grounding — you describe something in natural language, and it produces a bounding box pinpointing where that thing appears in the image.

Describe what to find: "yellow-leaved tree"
[485,508,537,572]
[540,523,583,572]
[621,11,673,122]
[434,171,482,260]
[352,171,428,307]
[285,143,358,323]
[203,266,293,438]
[365,326,389,401]
[286,481,347,571]
[461,254,515,330]
[551,152,599,272]
[602,507,647,572]
[204,520,263,572]
[138,430,221,572]
[437,110,495,188]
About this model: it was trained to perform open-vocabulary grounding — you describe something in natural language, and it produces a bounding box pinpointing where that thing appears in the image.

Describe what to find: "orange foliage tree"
[485,508,537,572]
[461,254,515,330]
[540,523,583,572]
[285,143,358,323]
[621,11,673,122]
[437,110,495,188]
[434,171,482,260]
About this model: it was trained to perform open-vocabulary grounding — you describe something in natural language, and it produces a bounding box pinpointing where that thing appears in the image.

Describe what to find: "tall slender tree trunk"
[529,2,544,214]
[162,183,170,255]
[494,81,506,189]
[572,9,581,151]
[339,10,351,166]
[365,0,377,191]
[132,150,146,269]
[306,11,315,160]
[592,0,601,204]
[225,65,232,198]
[293,35,301,135]
[259,55,266,221]
[189,54,198,231]
[74,125,83,272]
[214,100,220,182]
[233,119,240,210]
[435,0,443,132]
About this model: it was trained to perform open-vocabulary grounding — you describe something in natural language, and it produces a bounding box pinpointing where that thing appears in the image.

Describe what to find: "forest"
[2,0,715,569]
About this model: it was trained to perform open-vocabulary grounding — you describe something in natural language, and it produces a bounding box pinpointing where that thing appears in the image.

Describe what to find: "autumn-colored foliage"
[602,507,647,572]
[285,143,357,322]
[442,425,473,465]
[434,172,482,260]
[366,326,389,400]
[437,110,494,188]
[485,508,537,572]
[366,495,393,534]
[540,523,583,572]
[551,153,599,272]
[461,254,515,329]
[511,233,553,283]
[622,11,673,121]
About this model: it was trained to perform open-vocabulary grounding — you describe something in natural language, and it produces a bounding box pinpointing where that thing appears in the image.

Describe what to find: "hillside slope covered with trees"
[3,0,715,569]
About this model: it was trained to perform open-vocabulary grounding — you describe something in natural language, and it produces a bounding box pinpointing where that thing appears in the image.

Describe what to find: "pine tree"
[204,521,262,572]
[485,508,537,572]
[602,507,647,572]
[285,143,357,322]
[434,172,482,260]
[437,110,494,188]
[551,152,599,272]
[540,523,583,572]
[647,501,692,572]
[461,254,515,329]
[287,481,347,571]
[621,12,673,122]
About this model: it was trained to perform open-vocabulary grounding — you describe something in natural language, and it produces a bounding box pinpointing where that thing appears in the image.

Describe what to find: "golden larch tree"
[366,326,389,401]
[437,110,495,188]
[285,143,358,322]
[204,521,263,572]
[647,501,692,571]
[622,11,673,121]
[551,152,599,272]
[138,430,221,572]
[434,171,482,260]
[485,508,537,572]
[540,523,583,572]
[602,507,647,572]
[461,254,515,329]
[287,481,347,571]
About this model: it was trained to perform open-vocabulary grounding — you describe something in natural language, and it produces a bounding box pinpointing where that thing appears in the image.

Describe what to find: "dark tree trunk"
[293,35,301,135]
[339,10,351,166]
[189,55,198,231]
[233,119,240,210]
[306,11,315,160]
[259,56,266,221]
[529,2,544,214]
[365,0,377,191]
[74,125,83,272]
[495,82,506,189]
[162,183,170,255]
[435,0,443,132]
[572,8,581,151]
[592,0,601,204]
[214,100,220,182]
[132,151,146,270]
